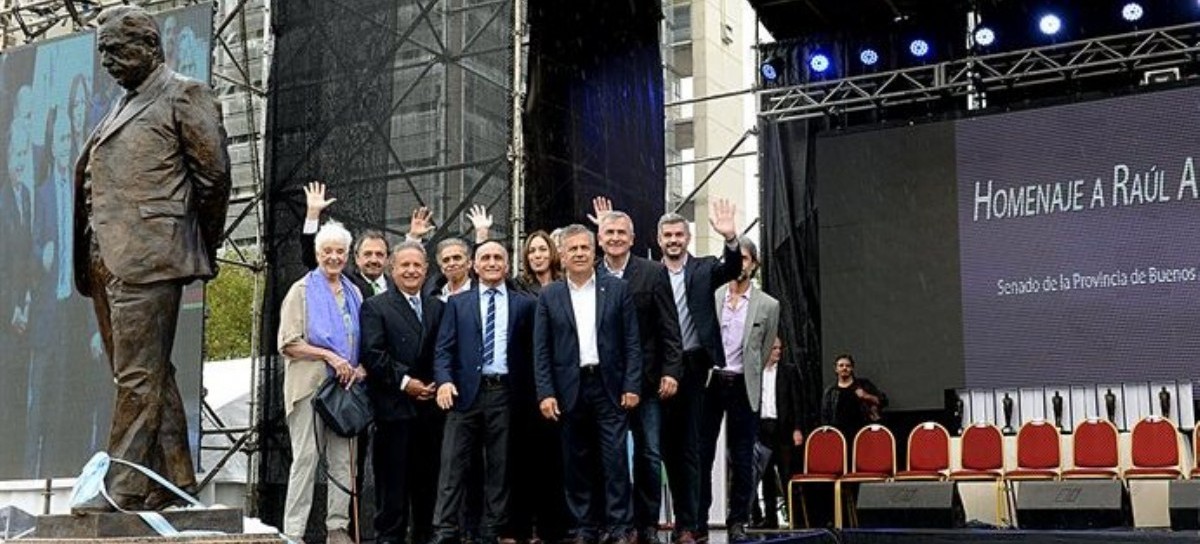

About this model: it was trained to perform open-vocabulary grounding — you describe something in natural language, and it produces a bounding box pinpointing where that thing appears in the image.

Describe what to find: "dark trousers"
[90,250,195,504]
[410,402,445,544]
[630,395,663,537]
[433,381,511,539]
[700,372,759,527]
[561,371,633,541]
[373,419,411,543]
[751,419,793,525]
[509,403,570,542]
[662,350,707,534]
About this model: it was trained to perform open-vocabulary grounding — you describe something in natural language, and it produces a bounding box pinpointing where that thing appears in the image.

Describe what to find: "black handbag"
[312,376,373,438]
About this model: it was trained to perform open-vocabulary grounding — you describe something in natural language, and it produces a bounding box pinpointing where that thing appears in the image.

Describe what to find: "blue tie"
[483,289,497,369]
[409,295,422,323]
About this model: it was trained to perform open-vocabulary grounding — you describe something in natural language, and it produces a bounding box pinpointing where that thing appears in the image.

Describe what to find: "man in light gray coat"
[699,237,780,541]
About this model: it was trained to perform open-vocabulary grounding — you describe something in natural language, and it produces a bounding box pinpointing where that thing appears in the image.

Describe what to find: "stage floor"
[726,528,1200,544]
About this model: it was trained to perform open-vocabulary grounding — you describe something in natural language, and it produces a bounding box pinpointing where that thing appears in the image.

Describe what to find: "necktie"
[409,295,422,323]
[483,289,497,368]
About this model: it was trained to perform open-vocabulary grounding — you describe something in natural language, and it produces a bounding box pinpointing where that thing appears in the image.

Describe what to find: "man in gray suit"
[699,237,779,541]
[71,5,231,513]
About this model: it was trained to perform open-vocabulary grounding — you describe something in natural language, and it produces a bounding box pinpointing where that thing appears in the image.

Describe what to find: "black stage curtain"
[524,0,664,253]
[760,119,823,429]
[258,0,398,536]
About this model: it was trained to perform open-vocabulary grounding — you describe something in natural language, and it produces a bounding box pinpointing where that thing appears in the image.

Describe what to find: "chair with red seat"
[1124,415,1184,480]
[894,422,951,481]
[787,426,847,529]
[840,424,896,527]
[1062,418,1120,480]
[1006,420,1061,481]
[949,423,1009,524]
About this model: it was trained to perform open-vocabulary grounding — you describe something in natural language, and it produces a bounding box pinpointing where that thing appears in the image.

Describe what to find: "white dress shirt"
[569,274,600,368]
[761,363,778,419]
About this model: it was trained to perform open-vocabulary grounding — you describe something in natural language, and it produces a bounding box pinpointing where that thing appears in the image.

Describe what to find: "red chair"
[894,422,951,481]
[949,423,1009,524]
[1006,420,1060,480]
[1124,416,1184,480]
[788,426,847,529]
[840,424,896,527]
[1062,418,1120,479]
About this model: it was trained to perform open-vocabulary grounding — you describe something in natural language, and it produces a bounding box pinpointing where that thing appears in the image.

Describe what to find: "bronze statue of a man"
[71,5,231,513]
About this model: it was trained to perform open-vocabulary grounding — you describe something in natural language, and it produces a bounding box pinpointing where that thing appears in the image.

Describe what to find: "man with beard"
[656,200,742,543]
[699,237,779,542]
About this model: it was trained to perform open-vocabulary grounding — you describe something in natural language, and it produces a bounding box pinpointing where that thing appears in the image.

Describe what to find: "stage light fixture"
[1122,2,1144,22]
[760,55,783,83]
[761,62,778,82]
[1039,14,1062,36]
[860,49,879,66]
[973,27,995,47]
[909,39,930,58]
[809,53,830,73]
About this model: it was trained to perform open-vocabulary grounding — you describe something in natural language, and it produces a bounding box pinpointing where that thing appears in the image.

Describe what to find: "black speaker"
[1170,480,1200,530]
[855,482,965,528]
[1016,480,1130,529]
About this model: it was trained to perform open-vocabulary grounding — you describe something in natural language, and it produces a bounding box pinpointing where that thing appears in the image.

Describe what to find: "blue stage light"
[809,53,830,73]
[909,39,930,58]
[761,62,778,82]
[1039,14,1062,36]
[973,27,995,47]
[1122,2,1144,22]
[860,49,879,66]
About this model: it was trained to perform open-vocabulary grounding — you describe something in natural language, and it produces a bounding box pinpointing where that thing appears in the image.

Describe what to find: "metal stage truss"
[758,22,1200,123]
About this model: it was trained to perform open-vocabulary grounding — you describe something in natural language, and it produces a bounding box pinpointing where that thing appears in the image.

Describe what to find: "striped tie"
[482,288,498,369]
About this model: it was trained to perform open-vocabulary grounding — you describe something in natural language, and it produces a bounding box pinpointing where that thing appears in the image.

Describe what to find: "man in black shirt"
[818,355,887,446]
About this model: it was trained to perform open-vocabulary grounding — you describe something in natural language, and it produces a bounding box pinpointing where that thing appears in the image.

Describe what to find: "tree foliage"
[205,261,259,361]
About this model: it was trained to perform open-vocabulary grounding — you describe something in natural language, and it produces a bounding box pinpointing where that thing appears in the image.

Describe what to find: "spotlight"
[1122,2,1143,22]
[809,53,830,73]
[860,49,879,66]
[1039,14,1062,36]
[973,27,995,47]
[760,56,783,83]
[909,39,930,58]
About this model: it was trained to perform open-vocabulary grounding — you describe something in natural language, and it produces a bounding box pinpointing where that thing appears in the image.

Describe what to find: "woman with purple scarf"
[277,220,366,544]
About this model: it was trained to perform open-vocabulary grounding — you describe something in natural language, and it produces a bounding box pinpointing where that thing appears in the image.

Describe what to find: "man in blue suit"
[534,224,643,544]
[431,240,536,544]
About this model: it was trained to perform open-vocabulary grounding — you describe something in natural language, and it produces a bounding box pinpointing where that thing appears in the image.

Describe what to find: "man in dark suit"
[72,6,231,512]
[360,240,446,544]
[534,224,643,544]
[656,199,742,543]
[595,209,682,544]
[750,337,806,530]
[431,240,536,544]
[2,88,35,470]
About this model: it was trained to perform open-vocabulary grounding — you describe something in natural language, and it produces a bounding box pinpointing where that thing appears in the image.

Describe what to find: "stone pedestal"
[34,508,245,539]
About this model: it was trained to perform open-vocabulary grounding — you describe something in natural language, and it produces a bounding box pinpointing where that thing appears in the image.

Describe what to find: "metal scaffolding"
[758,22,1200,123]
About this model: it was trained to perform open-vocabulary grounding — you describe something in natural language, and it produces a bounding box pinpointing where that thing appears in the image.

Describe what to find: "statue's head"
[96,6,164,90]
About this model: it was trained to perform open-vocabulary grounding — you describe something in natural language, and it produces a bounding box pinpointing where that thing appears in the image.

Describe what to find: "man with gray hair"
[593,201,682,544]
[701,237,779,541]
[72,4,230,512]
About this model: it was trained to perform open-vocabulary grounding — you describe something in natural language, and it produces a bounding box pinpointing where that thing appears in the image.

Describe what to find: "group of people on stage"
[276,183,887,544]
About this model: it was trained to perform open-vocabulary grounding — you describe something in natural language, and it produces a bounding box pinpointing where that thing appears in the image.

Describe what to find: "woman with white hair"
[277,221,365,544]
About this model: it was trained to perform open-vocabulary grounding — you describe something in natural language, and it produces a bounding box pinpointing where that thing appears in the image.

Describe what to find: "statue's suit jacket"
[73,65,230,294]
